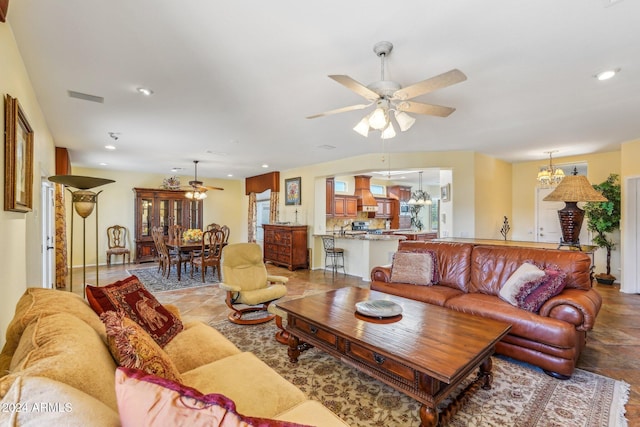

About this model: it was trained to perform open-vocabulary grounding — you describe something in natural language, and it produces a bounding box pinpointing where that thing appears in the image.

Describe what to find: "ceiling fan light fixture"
[381,122,396,139]
[394,111,416,132]
[353,116,370,137]
[368,106,388,130]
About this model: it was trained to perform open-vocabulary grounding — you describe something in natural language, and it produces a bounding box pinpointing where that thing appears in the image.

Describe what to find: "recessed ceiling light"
[99,162,108,166]
[136,87,154,96]
[227,174,233,177]
[595,68,620,81]
[105,145,116,150]
[262,164,269,168]
[171,167,183,173]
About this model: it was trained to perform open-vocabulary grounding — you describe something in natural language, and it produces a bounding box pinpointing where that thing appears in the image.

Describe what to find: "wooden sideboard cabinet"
[133,188,203,263]
[262,224,308,270]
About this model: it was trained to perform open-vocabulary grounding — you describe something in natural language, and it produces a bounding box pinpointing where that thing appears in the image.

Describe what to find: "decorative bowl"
[355,300,403,318]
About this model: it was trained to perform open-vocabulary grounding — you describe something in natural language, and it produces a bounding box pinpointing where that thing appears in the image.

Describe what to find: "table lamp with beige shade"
[543,172,607,249]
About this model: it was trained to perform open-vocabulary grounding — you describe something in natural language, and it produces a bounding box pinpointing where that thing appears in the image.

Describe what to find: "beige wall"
[0,23,56,347]
[473,153,512,240]
[68,167,244,267]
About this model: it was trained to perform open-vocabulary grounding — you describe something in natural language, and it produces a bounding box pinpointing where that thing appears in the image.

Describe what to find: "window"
[334,180,348,193]
[370,184,385,196]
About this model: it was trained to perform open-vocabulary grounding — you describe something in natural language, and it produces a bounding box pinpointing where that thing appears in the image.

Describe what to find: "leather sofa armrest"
[371,265,392,282]
[267,275,289,284]
[539,288,603,331]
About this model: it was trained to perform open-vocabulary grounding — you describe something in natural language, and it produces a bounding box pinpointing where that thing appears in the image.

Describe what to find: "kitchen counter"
[319,232,407,241]
[315,234,404,281]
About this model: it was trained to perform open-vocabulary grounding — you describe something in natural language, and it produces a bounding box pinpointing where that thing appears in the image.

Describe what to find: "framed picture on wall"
[4,95,34,213]
[440,183,451,203]
[284,177,301,205]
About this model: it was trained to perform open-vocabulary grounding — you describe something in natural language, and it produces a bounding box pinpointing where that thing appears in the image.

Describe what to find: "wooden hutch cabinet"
[133,188,203,262]
[262,224,308,270]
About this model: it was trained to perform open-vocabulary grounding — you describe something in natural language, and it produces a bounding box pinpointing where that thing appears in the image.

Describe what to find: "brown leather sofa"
[370,241,602,379]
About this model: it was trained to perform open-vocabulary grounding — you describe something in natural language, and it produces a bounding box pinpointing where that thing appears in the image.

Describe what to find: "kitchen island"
[315,233,405,281]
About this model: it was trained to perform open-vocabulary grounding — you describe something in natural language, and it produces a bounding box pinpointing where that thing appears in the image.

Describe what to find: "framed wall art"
[284,177,301,205]
[440,183,451,203]
[4,94,34,212]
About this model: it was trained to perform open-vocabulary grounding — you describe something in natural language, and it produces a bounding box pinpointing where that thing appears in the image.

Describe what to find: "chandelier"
[537,151,565,187]
[408,171,432,205]
[185,190,207,200]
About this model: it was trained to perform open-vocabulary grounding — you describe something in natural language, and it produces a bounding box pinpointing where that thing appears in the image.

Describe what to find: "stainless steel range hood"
[353,175,378,212]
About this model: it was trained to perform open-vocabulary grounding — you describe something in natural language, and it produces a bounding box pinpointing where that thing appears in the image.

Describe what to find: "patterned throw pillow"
[115,367,312,427]
[498,262,546,305]
[86,275,183,347]
[515,266,568,312]
[390,250,439,286]
[101,311,182,383]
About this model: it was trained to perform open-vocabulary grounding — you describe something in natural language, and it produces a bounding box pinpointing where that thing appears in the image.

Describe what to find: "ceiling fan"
[181,160,224,199]
[307,41,467,139]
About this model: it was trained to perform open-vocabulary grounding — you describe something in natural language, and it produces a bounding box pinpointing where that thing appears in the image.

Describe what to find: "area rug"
[127,265,219,292]
[212,321,629,427]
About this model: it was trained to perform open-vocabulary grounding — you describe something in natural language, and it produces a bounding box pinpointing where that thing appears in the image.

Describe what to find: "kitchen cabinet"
[326,178,357,218]
[334,195,358,217]
[133,188,203,263]
[263,224,308,270]
[326,178,335,218]
[374,197,392,218]
[387,185,412,202]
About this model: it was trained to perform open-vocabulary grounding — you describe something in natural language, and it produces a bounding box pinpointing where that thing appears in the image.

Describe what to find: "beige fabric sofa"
[0,288,349,426]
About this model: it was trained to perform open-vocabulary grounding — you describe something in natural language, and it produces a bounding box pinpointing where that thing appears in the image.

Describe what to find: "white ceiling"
[7,0,639,185]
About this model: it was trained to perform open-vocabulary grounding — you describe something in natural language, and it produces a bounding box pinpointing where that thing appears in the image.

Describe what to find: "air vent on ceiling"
[67,90,104,103]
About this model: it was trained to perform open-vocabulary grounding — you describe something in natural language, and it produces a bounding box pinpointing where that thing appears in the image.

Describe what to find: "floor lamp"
[48,175,115,296]
[542,173,606,249]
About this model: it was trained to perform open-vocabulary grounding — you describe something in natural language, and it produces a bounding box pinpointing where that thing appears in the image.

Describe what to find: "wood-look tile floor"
[70,262,640,424]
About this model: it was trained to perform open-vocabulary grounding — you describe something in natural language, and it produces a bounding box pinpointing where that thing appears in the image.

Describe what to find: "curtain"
[54,183,68,288]
[269,191,279,223]
[248,192,257,243]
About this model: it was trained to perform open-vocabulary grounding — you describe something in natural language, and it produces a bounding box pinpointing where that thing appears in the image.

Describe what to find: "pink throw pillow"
[115,367,311,427]
[516,267,567,312]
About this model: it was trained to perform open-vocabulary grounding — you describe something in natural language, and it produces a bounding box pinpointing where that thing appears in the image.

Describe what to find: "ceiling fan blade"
[306,103,371,119]
[203,185,224,191]
[392,69,467,101]
[396,101,456,117]
[329,75,381,101]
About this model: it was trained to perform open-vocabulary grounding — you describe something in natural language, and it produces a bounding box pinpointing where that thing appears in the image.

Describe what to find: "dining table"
[165,239,226,280]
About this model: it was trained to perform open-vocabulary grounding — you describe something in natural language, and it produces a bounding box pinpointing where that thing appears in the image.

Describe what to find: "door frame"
[621,176,640,294]
[41,180,55,288]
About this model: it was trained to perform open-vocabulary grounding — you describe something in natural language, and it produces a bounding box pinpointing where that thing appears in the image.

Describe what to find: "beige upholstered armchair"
[219,243,287,324]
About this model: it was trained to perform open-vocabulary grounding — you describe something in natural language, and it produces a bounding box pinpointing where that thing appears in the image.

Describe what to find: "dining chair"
[153,226,184,280]
[106,225,131,266]
[190,229,224,282]
[206,223,221,232]
[220,225,230,244]
[151,226,166,275]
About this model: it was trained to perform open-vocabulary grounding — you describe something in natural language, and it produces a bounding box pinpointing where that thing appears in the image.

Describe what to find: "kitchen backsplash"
[326,214,389,232]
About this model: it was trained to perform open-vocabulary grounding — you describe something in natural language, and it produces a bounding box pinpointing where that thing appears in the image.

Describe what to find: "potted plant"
[584,174,621,284]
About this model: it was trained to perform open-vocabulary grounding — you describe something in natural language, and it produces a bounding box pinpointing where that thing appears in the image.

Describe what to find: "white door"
[41,181,55,288]
[621,176,640,294]
[536,187,590,245]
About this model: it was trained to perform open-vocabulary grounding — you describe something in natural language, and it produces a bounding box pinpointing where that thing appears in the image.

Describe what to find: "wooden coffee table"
[277,287,511,427]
